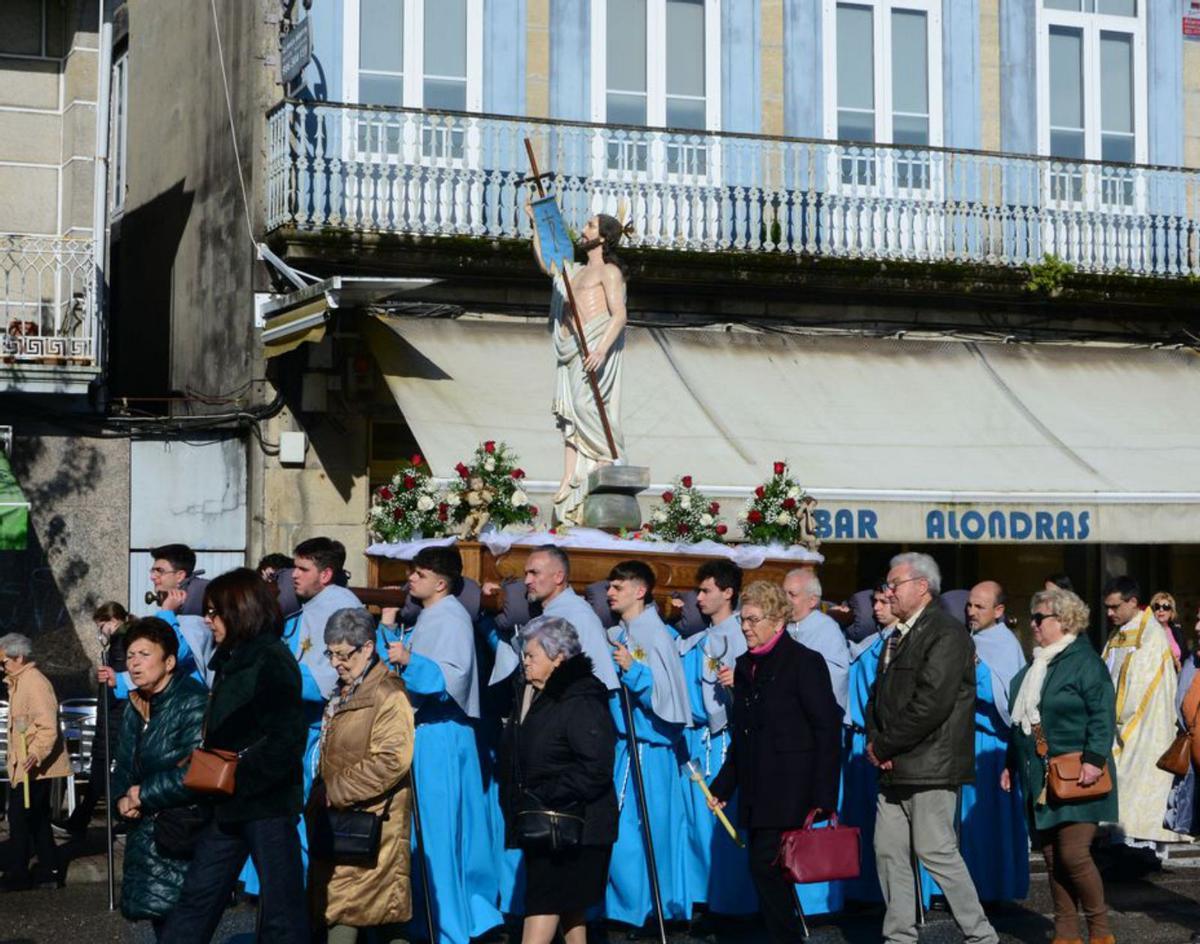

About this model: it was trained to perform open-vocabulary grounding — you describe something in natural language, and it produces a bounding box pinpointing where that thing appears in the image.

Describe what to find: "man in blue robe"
[782,568,847,915]
[784,570,849,714]
[962,581,1029,903]
[381,546,502,944]
[677,559,755,916]
[605,560,694,927]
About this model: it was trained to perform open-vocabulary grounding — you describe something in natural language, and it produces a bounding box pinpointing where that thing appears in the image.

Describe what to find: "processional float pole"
[408,757,439,944]
[98,631,116,911]
[522,137,619,462]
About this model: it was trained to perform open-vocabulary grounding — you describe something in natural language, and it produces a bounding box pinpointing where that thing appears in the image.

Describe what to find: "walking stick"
[616,684,668,944]
[788,886,811,939]
[408,759,439,944]
[98,631,116,911]
[523,137,619,461]
[912,846,926,927]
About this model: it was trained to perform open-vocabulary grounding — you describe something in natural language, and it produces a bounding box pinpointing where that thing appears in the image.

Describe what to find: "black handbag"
[309,779,388,864]
[511,705,583,853]
[153,804,211,859]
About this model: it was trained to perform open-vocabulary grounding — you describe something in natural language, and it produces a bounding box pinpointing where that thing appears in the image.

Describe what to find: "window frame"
[820,0,944,149]
[1035,1,1147,167]
[109,51,130,217]
[343,0,484,113]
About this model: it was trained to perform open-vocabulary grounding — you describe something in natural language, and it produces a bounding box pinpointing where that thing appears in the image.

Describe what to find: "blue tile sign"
[532,196,574,275]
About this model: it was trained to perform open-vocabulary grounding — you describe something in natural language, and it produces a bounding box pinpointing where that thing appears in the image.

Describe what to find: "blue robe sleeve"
[299,664,325,703]
[157,610,198,680]
[114,672,131,700]
[404,652,449,696]
[376,625,405,670]
[620,660,655,713]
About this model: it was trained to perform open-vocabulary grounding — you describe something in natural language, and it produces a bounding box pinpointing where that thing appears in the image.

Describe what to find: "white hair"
[0,633,33,660]
[890,552,941,595]
[325,608,377,648]
[521,615,582,660]
[785,568,821,598]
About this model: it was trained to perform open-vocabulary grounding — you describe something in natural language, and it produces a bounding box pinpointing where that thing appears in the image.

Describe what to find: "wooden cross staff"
[523,138,620,462]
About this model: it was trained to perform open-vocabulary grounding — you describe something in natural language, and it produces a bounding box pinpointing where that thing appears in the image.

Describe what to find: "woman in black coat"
[501,615,617,944]
[709,580,843,944]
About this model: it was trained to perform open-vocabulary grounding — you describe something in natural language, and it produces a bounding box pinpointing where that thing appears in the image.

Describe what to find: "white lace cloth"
[366,528,824,567]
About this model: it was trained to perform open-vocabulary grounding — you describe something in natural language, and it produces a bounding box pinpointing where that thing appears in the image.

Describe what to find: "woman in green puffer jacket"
[110,616,208,937]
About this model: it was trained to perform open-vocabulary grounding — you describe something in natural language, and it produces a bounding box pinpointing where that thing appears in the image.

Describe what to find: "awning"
[0,452,30,550]
[366,315,1200,544]
[261,276,439,357]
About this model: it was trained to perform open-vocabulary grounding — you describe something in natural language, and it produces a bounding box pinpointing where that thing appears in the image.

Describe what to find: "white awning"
[366,315,1200,544]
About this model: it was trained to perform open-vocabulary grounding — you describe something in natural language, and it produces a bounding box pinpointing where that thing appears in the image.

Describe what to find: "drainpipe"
[92,0,113,387]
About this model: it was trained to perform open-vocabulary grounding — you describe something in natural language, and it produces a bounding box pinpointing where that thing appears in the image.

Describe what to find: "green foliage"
[1025,254,1075,296]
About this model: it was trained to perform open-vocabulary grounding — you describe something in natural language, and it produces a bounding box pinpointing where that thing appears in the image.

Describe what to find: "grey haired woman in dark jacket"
[501,615,617,944]
[110,617,207,939]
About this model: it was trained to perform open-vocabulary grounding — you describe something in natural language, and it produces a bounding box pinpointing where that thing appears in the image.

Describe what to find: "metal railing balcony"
[0,235,98,366]
[266,100,1200,280]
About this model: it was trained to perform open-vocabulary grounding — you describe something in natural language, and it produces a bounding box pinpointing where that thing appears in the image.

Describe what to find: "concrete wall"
[0,428,130,691]
[0,0,99,236]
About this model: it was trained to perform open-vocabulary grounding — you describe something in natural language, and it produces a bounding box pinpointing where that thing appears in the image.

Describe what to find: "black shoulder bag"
[512,699,584,853]
[309,780,389,865]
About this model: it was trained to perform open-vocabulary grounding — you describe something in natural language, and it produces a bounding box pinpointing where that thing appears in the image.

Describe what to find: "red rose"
[774,461,786,475]
[392,508,404,521]
[709,501,720,515]
[644,522,654,532]
[455,462,470,479]
[663,490,674,504]
[411,454,423,466]
[379,486,393,501]
[483,440,496,453]
[678,522,690,534]
[755,485,766,499]
[511,468,526,480]
[437,508,448,522]
[403,474,416,490]
[530,505,538,516]
[748,509,764,524]
[715,523,728,536]
[681,475,693,488]
[782,497,797,510]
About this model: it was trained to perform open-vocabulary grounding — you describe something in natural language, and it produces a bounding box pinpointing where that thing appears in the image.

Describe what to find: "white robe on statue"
[551,262,625,525]
[1103,607,1185,844]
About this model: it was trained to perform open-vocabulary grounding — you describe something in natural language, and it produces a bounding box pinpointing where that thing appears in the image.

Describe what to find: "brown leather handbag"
[182,746,240,797]
[1034,724,1113,802]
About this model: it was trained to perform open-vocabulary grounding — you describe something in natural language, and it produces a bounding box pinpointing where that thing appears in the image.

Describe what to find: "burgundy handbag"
[775,809,862,884]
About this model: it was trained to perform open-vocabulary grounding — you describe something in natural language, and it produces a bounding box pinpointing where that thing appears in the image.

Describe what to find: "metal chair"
[58,698,99,816]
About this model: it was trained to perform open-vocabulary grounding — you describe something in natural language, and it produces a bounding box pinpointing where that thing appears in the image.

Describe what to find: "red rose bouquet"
[739,461,819,549]
[644,475,727,543]
[367,454,450,542]
[447,440,537,537]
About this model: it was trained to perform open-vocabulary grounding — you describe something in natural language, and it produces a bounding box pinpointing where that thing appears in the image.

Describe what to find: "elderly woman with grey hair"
[1,632,69,889]
[306,608,415,944]
[500,616,617,944]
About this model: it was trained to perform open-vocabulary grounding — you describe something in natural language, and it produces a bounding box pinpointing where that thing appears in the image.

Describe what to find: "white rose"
[680,495,691,510]
[446,493,461,507]
[776,511,792,526]
[787,486,801,499]
[511,489,528,508]
[700,513,714,526]
[652,507,667,523]
[417,495,435,512]
[484,457,496,472]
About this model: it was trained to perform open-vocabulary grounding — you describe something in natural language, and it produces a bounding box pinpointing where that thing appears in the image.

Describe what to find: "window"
[110,53,129,216]
[345,0,482,112]
[823,0,943,149]
[1037,0,1145,169]
[590,0,721,175]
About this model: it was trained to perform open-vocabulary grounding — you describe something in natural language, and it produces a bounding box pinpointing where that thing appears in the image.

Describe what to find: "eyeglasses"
[1031,613,1058,627]
[742,615,770,628]
[204,607,219,619]
[150,566,181,576]
[884,576,923,593]
[324,645,364,664]
[1152,603,1174,612]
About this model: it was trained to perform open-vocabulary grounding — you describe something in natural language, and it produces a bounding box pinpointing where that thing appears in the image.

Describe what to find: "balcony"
[266,101,1200,281]
[0,235,99,394]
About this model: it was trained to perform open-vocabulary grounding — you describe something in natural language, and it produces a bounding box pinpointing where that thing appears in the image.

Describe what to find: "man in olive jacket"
[866,553,998,944]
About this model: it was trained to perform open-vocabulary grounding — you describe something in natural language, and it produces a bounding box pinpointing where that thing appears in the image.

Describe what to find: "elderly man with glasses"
[866,553,998,944]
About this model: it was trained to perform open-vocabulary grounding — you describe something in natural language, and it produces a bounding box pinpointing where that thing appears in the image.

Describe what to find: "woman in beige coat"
[1,632,70,890]
[308,608,414,943]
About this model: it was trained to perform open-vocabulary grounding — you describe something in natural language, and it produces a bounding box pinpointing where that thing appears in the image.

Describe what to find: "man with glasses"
[1100,576,1184,856]
[866,553,998,944]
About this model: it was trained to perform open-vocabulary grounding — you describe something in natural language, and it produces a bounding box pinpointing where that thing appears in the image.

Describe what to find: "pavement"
[3,821,1200,943]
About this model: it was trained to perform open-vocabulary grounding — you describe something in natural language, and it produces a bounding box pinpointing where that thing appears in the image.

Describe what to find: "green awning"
[0,453,29,550]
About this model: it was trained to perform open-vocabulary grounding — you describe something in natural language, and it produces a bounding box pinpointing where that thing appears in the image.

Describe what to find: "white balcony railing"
[0,235,97,365]
[266,101,1200,279]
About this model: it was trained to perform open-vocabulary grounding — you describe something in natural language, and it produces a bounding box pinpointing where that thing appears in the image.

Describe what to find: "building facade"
[4,1,1200,674]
